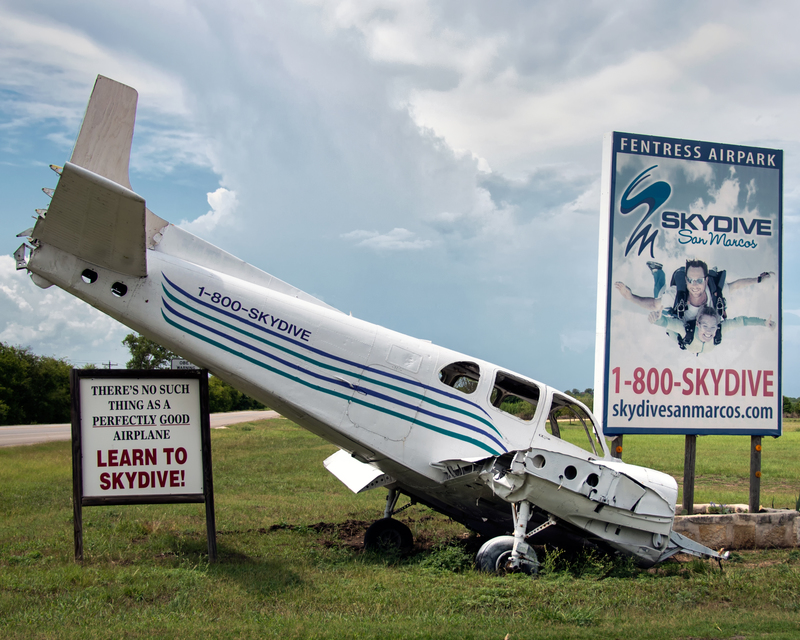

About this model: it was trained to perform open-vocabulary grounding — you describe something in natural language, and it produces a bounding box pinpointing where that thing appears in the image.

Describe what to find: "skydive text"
[612,400,774,422]
[197,286,312,342]
[611,366,774,397]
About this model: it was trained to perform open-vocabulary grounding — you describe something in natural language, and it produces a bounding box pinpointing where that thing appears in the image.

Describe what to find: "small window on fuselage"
[490,371,540,421]
[438,361,481,395]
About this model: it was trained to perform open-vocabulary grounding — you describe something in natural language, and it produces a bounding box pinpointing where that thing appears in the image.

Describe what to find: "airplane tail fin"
[30,76,152,278]
[70,75,137,190]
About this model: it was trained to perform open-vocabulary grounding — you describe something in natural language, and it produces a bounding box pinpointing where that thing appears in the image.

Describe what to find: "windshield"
[545,394,604,456]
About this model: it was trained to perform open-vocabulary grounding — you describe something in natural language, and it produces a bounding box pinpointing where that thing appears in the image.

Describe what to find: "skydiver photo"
[647,306,776,355]
[613,258,776,354]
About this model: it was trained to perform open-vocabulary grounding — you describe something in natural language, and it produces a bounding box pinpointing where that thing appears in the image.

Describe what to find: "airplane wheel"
[476,535,539,575]
[363,518,413,553]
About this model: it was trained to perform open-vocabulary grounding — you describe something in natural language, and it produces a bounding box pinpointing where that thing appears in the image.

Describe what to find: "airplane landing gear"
[475,536,539,574]
[363,518,413,553]
[363,488,415,553]
[476,500,543,574]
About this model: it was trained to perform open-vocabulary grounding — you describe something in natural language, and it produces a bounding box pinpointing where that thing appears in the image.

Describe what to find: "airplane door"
[344,340,431,460]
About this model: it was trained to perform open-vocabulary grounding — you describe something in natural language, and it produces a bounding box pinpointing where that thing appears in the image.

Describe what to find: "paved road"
[0,410,281,448]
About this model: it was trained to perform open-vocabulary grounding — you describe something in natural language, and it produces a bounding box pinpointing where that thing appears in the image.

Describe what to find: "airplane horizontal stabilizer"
[32,162,147,277]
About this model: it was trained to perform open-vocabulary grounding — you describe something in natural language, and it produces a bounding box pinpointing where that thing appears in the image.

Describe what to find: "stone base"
[673,509,800,550]
[678,503,750,515]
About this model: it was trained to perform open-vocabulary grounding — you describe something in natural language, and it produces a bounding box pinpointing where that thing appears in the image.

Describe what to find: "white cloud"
[0,4,214,177]
[0,256,129,365]
[341,227,433,251]
[178,188,239,235]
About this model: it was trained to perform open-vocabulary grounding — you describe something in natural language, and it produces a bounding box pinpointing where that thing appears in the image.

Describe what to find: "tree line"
[0,335,265,426]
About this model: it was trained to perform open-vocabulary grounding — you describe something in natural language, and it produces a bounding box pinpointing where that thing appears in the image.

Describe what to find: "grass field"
[1,417,799,639]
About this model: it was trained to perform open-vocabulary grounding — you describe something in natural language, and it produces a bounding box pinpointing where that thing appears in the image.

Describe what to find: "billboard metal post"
[611,434,623,459]
[750,436,762,513]
[683,435,697,515]
[198,374,217,562]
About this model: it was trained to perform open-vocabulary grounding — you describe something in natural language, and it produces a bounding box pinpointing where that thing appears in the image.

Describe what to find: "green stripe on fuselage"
[161,283,502,438]
[161,308,501,456]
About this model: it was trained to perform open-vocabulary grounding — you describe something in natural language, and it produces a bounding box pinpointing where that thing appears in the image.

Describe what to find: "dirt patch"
[219,517,479,553]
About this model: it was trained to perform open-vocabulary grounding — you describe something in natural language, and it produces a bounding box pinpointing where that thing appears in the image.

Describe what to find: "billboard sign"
[595,132,782,435]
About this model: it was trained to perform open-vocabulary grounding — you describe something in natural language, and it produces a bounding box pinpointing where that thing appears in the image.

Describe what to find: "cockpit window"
[490,371,540,421]
[438,361,480,395]
[546,394,603,455]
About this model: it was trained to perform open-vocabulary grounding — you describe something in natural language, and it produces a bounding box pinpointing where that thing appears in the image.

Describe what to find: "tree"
[0,343,71,425]
[208,376,267,412]
[564,388,594,412]
[122,333,178,370]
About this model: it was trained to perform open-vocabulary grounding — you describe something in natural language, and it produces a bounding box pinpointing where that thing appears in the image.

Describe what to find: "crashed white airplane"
[16,76,725,572]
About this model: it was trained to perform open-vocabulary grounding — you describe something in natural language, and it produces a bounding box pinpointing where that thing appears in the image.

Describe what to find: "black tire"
[475,535,538,575]
[363,518,413,554]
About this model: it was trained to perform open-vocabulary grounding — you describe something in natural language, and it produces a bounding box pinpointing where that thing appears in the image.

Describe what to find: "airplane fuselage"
[28,219,618,535]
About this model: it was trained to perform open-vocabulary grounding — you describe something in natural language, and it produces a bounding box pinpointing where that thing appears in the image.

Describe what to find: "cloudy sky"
[0,0,798,397]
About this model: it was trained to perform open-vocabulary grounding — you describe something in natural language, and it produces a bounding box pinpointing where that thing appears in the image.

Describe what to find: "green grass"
[2,418,800,639]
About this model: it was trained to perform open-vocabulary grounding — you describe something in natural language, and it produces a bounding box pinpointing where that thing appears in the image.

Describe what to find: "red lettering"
[170,470,181,487]
[695,369,710,396]
[112,472,124,490]
[748,370,762,396]
[682,368,694,395]
[157,470,169,487]
[725,370,740,396]
[100,472,110,490]
[125,472,136,488]
[108,450,118,466]
[175,447,187,465]
[120,449,131,466]
[764,370,774,397]
[132,449,143,466]
[138,471,150,488]
[97,450,107,467]
[710,369,723,395]
[163,447,174,464]
[145,449,157,465]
